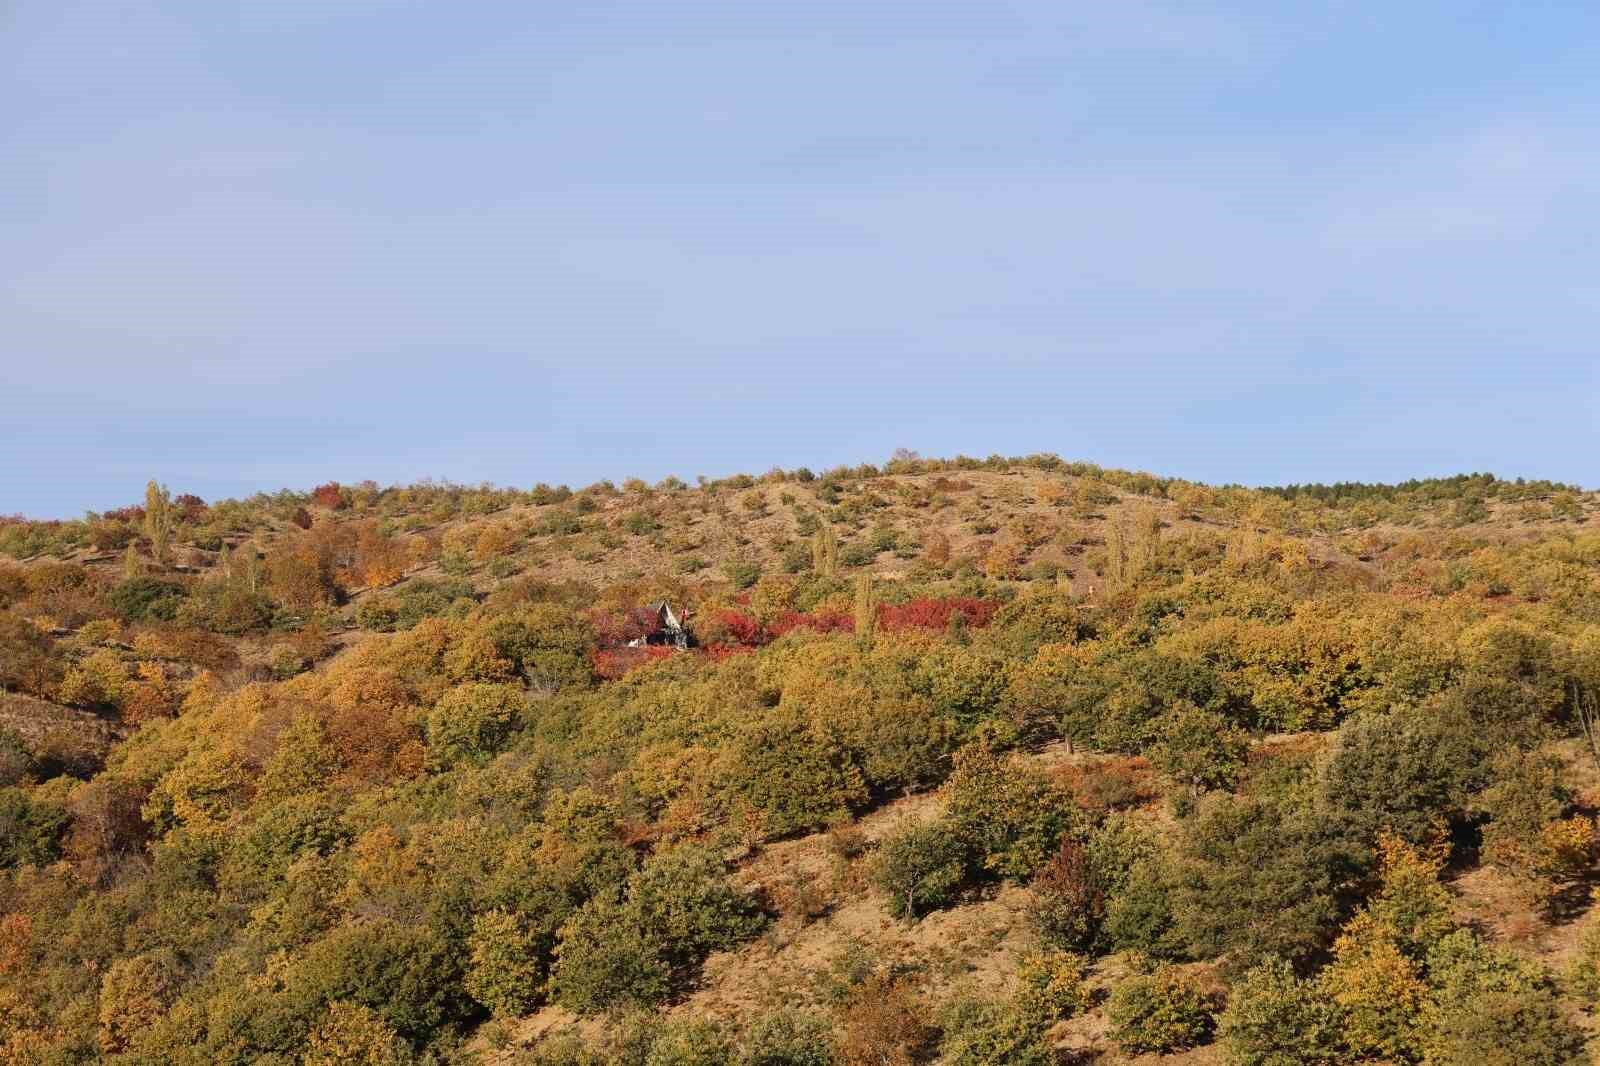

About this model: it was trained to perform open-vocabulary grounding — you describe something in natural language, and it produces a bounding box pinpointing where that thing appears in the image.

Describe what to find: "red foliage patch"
[593,646,676,679]
[711,609,768,647]
[311,482,347,510]
[590,605,668,649]
[103,506,145,524]
[877,597,999,632]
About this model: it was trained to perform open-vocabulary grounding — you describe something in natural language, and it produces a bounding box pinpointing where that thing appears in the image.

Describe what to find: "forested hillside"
[4,453,1600,1065]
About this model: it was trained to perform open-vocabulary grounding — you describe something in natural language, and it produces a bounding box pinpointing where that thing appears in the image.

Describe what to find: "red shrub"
[174,494,208,519]
[290,507,314,530]
[708,608,768,647]
[590,605,667,649]
[877,597,999,632]
[593,646,675,679]
[311,482,348,510]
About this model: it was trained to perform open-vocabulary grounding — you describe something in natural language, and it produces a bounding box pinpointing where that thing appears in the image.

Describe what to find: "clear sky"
[4,1,1599,517]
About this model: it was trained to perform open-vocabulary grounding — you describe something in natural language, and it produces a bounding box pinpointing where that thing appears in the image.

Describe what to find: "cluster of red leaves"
[590,605,667,649]
[174,494,208,520]
[711,609,768,646]
[877,597,999,632]
[102,506,146,524]
[593,646,676,679]
[310,482,348,510]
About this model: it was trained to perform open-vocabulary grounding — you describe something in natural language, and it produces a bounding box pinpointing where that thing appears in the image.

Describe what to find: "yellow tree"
[143,480,173,567]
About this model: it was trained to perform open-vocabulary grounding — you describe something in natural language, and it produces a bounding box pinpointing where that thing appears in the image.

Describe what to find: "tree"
[303,1002,412,1066]
[425,682,524,768]
[465,909,548,1017]
[853,573,876,646]
[1106,966,1216,1054]
[1218,959,1346,1066]
[1148,702,1250,798]
[872,819,972,920]
[811,526,839,578]
[144,480,174,567]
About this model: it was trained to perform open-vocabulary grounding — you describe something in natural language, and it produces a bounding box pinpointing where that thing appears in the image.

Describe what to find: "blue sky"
[4,1,1598,517]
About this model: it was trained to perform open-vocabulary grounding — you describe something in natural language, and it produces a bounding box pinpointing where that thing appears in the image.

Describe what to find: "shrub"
[97,949,182,1053]
[289,918,471,1043]
[627,845,768,965]
[943,744,1079,880]
[837,974,932,1066]
[302,1001,412,1066]
[1014,950,1090,1023]
[1105,966,1216,1054]
[1148,702,1250,797]
[643,1018,734,1066]
[1027,838,1105,952]
[1218,959,1346,1066]
[1564,898,1600,1005]
[728,709,866,836]
[1420,931,1585,1066]
[737,1011,835,1066]
[550,847,763,1015]
[838,542,876,568]
[549,891,672,1013]
[0,729,34,787]
[0,786,69,867]
[425,682,525,768]
[466,909,548,1017]
[722,559,762,590]
[873,819,972,920]
[1171,790,1359,971]
[938,998,1055,1066]
[108,576,187,622]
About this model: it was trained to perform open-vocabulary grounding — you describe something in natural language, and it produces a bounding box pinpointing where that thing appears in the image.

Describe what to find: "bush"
[302,1001,413,1066]
[938,998,1055,1066]
[289,918,471,1044]
[837,974,932,1066]
[425,682,525,768]
[722,560,762,590]
[627,845,768,965]
[1218,959,1346,1066]
[549,891,672,1013]
[0,729,35,787]
[1420,931,1585,1066]
[550,846,764,1014]
[728,709,866,836]
[1149,702,1250,797]
[643,1018,733,1066]
[737,1011,835,1066]
[1028,838,1105,952]
[838,542,876,568]
[108,577,187,622]
[0,786,69,868]
[873,819,972,920]
[1105,966,1216,1054]
[943,744,1079,881]
[466,909,549,1017]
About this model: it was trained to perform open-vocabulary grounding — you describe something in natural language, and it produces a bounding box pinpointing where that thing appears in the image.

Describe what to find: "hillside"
[3,453,1600,1065]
